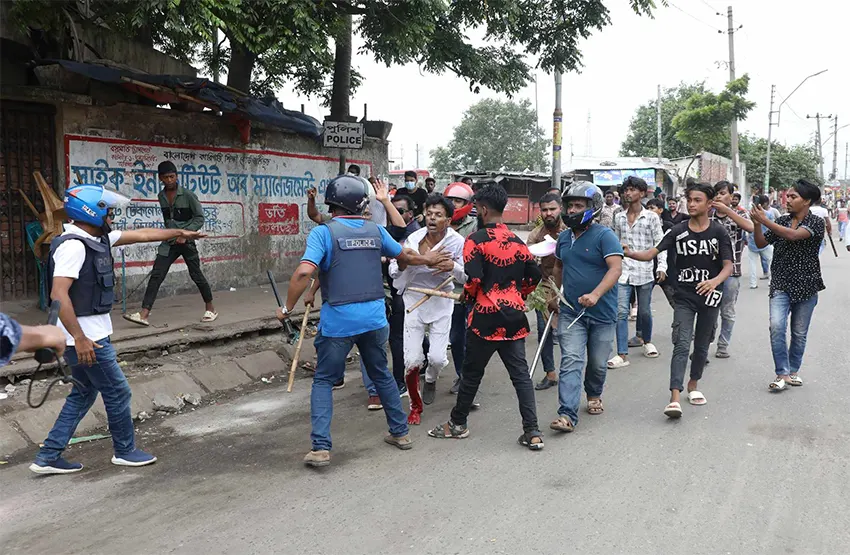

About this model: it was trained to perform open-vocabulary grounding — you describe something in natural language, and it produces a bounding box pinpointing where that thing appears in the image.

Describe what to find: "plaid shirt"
[614,208,667,285]
[710,210,750,277]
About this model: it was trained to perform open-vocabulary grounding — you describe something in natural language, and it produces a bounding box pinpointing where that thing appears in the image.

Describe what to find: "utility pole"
[765,84,776,191]
[584,111,592,157]
[415,143,420,169]
[807,113,832,183]
[831,115,839,181]
[656,84,662,162]
[845,141,848,180]
[726,6,740,185]
[552,72,563,190]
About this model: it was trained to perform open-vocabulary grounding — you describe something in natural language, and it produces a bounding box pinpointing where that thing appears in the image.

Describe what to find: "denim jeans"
[769,292,818,376]
[312,325,407,451]
[35,337,135,464]
[360,359,377,396]
[535,310,557,373]
[556,313,615,425]
[451,332,539,433]
[747,245,773,288]
[617,282,653,353]
[839,220,847,240]
[669,302,718,391]
[716,276,741,352]
[449,303,468,377]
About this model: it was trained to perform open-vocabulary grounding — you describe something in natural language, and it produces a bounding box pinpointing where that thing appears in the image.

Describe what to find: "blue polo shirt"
[302,217,402,337]
[555,223,623,324]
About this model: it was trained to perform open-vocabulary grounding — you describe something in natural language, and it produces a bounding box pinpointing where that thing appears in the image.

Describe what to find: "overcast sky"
[274,0,849,178]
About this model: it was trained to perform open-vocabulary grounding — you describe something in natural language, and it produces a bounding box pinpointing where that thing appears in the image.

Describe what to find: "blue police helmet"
[561,181,603,229]
[64,185,131,227]
[324,174,369,215]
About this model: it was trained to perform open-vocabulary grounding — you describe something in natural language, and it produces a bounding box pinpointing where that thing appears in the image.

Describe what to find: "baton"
[529,284,564,378]
[267,270,297,342]
[827,232,838,257]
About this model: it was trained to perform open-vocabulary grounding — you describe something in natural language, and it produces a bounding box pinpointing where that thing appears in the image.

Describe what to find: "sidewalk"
[2,282,314,378]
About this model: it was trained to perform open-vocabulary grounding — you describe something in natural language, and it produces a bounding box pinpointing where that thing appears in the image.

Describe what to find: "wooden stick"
[407,286,460,301]
[287,300,313,393]
[406,276,454,313]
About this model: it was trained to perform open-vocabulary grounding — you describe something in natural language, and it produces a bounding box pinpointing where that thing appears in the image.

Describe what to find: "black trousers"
[451,331,539,433]
[141,242,213,310]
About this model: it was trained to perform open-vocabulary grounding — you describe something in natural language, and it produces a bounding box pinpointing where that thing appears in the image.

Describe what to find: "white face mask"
[405,181,416,190]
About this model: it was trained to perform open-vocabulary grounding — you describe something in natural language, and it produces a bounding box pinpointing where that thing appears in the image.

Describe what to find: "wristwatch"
[280,305,291,316]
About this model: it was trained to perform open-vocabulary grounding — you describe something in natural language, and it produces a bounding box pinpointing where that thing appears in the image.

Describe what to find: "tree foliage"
[620,82,719,159]
[739,134,821,189]
[430,99,549,176]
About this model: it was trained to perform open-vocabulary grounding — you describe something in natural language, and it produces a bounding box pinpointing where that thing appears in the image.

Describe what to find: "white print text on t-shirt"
[678,267,712,283]
[676,237,719,257]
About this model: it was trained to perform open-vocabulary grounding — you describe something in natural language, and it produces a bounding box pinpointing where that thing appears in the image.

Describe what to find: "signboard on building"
[591,168,657,187]
[323,121,364,149]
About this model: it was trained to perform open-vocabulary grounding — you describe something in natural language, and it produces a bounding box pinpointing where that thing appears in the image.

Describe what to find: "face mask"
[405,181,416,190]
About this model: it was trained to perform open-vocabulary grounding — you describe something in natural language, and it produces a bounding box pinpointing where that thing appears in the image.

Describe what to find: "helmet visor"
[100,187,131,210]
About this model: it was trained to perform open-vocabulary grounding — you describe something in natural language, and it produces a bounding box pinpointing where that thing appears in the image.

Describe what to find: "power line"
[775,89,805,122]
[668,2,724,32]
[697,0,720,14]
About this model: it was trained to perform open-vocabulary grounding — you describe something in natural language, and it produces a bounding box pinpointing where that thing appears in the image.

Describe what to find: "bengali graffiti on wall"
[65,135,372,272]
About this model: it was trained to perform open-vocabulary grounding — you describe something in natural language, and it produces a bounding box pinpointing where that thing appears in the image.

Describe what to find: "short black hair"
[759,194,770,207]
[404,170,417,180]
[425,193,454,218]
[622,175,648,192]
[347,164,361,176]
[686,182,716,201]
[793,179,821,205]
[539,192,561,206]
[460,176,474,185]
[604,190,615,197]
[646,198,665,210]
[425,177,436,184]
[158,160,177,175]
[473,183,508,213]
[392,194,413,212]
[732,192,742,200]
[714,180,735,195]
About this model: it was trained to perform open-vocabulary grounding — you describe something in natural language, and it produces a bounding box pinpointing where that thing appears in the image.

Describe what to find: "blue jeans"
[360,359,377,396]
[35,337,135,464]
[449,303,468,377]
[617,282,653,353]
[716,276,741,352]
[312,325,408,451]
[535,310,557,373]
[839,220,847,240]
[557,313,615,425]
[769,292,818,376]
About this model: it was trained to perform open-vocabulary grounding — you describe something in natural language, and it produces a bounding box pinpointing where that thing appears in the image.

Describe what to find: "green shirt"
[156,186,204,256]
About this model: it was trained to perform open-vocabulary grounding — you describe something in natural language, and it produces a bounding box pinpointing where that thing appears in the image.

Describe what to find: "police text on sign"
[323,121,364,149]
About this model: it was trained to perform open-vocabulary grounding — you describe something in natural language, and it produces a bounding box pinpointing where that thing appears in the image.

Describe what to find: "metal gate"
[0,101,58,302]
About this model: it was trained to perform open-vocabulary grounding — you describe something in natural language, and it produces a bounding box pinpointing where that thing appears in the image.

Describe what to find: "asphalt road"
[2,249,849,555]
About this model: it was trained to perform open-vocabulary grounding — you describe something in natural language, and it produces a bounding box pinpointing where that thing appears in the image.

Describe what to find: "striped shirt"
[614,208,667,286]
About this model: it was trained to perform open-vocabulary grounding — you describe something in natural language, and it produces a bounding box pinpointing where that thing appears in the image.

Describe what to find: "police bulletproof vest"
[47,234,115,317]
[319,219,384,306]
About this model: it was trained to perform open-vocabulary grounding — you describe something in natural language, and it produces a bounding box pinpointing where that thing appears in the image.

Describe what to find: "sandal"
[427,421,470,439]
[549,416,574,433]
[201,310,218,322]
[518,431,544,450]
[607,355,630,369]
[769,377,788,391]
[586,398,604,415]
[687,390,707,406]
[664,401,683,419]
[123,312,150,327]
[789,375,803,386]
[643,343,659,358]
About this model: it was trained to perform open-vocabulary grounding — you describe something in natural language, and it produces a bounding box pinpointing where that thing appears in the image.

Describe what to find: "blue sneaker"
[111,449,157,467]
[29,457,83,475]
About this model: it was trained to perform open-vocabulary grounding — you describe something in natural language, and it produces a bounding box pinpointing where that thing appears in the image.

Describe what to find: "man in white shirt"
[810,200,831,255]
[31,185,205,475]
[389,195,466,424]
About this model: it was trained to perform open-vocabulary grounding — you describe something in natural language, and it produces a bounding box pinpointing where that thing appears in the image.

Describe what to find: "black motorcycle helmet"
[561,181,603,229]
[325,174,369,215]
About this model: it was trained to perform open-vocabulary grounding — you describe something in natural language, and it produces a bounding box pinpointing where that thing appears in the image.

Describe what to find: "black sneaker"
[333,377,345,390]
[398,383,409,398]
[534,376,558,391]
[422,381,437,405]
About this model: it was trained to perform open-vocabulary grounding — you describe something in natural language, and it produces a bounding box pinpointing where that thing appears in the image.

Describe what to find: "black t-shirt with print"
[765,212,825,303]
[655,220,733,308]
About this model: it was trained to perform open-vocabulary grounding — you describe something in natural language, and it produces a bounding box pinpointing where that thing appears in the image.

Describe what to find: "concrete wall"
[59,102,388,300]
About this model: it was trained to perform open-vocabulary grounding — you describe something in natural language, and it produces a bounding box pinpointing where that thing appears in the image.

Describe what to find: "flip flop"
[789,375,803,386]
[201,311,218,322]
[643,343,659,358]
[122,312,150,327]
[769,377,788,391]
[687,390,707,406]
[664,402,683,419]
[607,355,630,369]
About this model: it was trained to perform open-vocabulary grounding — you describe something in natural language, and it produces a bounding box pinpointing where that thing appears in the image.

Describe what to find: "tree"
[429,99,549,176]
[738,134,820,189]
[620,82,720,159]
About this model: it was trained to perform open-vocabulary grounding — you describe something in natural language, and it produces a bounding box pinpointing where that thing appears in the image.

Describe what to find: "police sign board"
[323,121,364,150]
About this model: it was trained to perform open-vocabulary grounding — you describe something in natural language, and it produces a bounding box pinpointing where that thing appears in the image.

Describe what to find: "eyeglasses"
[396,208,408,214]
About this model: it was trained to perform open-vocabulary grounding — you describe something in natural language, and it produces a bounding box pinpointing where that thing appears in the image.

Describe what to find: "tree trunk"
[227,39,256,94]
[329,12,352,121]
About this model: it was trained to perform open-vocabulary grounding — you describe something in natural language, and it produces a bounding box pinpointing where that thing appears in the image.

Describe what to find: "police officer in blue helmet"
[276,174,450,467]
[30,184,206,475]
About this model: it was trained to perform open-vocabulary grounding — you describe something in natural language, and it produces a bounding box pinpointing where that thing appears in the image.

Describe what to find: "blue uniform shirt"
[555,223,624,324]
[302,217,402,337]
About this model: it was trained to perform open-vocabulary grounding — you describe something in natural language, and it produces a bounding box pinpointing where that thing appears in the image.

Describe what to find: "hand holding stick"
[406,276,454,313]
[287,279,314,392]
[407,286,460,300]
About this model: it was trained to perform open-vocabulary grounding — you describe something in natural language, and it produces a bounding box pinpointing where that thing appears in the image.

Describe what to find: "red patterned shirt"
[463,223,542,340]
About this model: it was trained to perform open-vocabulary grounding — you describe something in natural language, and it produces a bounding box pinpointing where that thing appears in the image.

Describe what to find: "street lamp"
[765,69,828,191]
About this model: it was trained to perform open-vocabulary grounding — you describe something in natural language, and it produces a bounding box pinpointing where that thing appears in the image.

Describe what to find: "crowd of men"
[0,163,832,472]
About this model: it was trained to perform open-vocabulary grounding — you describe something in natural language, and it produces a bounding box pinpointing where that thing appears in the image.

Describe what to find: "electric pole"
[845,141,848,180]
[552,72,563,190]
[831,115,839,181]
[807,113,832,183]
[415,143,420,169]
[657,84,662,162]
[727,6,740,185]
[765,84,776,191]
[584,111,592,157]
